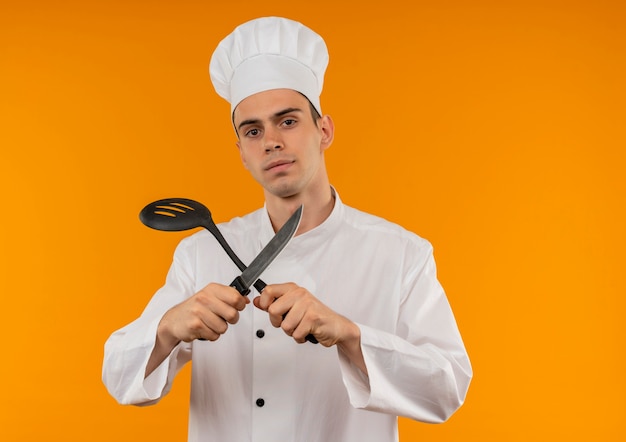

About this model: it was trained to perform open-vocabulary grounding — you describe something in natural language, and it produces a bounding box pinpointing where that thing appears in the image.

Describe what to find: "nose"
[263,127,283,153]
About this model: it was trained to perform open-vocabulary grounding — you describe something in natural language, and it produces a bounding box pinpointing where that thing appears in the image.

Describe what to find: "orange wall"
[1,0,624,440]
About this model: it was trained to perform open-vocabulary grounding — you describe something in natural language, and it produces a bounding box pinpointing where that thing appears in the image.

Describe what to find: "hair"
[305,95,322,123]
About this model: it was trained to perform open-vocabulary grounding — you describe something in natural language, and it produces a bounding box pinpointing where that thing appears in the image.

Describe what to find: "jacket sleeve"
[337,244,472,423]
[102,239,196,405]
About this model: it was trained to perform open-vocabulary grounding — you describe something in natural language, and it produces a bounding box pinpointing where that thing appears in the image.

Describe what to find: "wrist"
[336,320,367,375]
[336,319,361,355]
[156,313,181,349]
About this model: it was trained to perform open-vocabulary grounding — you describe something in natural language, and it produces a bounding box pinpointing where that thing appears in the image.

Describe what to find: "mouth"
[265,159,295,172]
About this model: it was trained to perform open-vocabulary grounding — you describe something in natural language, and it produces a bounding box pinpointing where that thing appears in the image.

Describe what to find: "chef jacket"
[103,190,472,442]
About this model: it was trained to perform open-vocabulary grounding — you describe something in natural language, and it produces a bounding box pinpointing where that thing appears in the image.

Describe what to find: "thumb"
[253,296,266,311]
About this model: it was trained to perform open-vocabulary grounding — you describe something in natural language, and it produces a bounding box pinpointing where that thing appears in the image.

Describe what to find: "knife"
[229,205,318,344]
[230,205,303,296]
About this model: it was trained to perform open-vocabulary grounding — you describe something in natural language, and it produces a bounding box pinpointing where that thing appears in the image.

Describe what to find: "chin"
[266,182,301,199]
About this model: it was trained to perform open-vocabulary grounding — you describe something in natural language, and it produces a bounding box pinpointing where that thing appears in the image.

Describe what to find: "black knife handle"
[253,280,267,293]
[231,277,266,296]
[304,333,318,344]
[230,275,251,296]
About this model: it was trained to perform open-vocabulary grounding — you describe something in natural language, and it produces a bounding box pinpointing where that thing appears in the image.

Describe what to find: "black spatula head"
[140,198,212,232]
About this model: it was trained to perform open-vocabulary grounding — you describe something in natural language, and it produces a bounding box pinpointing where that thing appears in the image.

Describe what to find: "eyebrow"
[236,107,304,132]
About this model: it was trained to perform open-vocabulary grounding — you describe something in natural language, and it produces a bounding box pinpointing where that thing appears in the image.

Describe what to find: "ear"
[236,141,249,170]
[319,115,335,152]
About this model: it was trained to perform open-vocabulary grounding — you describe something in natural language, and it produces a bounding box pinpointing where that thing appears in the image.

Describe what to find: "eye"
[282,119,297,127]
[245,128,260,137]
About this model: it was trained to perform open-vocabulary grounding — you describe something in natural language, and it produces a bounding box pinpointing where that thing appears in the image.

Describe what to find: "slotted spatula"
[140,198,267,293]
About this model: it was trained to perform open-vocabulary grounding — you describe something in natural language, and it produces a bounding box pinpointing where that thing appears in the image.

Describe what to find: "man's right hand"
[145,283,249,377]
[159,283,249,343]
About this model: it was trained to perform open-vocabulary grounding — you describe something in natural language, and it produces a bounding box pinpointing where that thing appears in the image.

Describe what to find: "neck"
[265,183,335,235]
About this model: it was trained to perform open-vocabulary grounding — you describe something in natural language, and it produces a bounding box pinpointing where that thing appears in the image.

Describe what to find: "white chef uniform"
[103,190,472,441]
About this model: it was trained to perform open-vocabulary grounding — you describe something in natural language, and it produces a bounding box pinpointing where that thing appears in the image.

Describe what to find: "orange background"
[1,0,624,440]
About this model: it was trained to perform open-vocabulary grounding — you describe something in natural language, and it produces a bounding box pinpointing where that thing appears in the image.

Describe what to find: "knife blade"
[230,205,303,296]
[230,205,317,344]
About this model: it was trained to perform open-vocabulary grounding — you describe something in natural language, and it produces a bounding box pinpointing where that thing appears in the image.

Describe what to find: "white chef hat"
[209,17,329,116]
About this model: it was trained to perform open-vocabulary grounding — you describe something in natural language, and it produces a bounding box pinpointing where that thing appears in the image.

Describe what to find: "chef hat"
[209,17,329,116]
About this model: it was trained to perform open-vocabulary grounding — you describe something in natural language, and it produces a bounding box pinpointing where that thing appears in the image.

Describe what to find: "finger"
[253,296,288,329]
[256,285,279,311]
[291,320,316,344]
[269,311,284,328]
[253,296,263,310]
[199,284,247,321]
[212,284,249,311]
[280,301,310,340]
[180,314,222,342]
[196,328,220,342]
[266,295,295,329]
[257,282,297,310]
[200,313,230,335]
[205,297,241,325]
[187,287,239,340]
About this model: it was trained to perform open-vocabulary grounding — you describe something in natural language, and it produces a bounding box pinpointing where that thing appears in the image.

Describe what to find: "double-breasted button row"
[255,330,265,406]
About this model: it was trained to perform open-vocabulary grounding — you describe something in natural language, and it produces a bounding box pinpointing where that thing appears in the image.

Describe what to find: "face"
[233,89,334,199]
